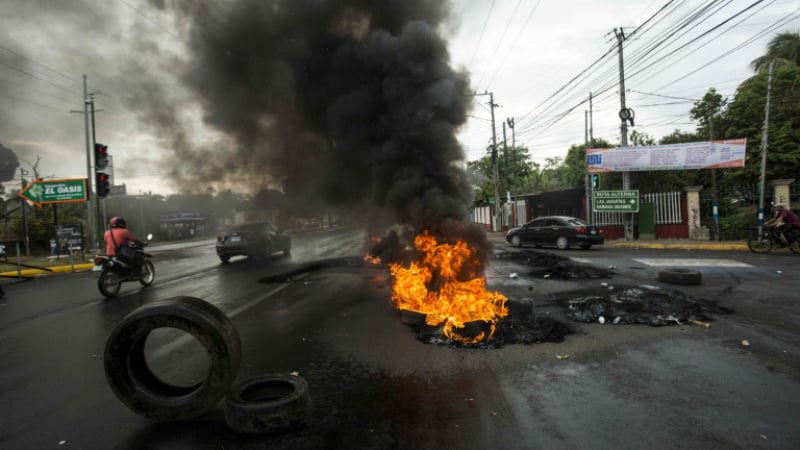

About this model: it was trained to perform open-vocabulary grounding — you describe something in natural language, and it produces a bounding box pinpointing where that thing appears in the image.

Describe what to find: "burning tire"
[658,268,702,286]
[225,374,310,435]
[104,296,241,422]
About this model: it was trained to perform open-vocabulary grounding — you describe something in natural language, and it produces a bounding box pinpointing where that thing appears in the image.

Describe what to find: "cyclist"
[765,203,800,245]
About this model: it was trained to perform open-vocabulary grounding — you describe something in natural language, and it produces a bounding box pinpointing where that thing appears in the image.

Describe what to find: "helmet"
[110,216,127,228]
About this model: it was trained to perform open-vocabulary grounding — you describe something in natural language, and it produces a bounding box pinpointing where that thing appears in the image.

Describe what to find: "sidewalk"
[0,237,214,279]
[486,232,748,251]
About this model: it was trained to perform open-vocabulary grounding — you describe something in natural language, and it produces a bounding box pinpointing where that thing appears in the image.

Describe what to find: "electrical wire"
[474,0,525,90]
[467,0,496,71]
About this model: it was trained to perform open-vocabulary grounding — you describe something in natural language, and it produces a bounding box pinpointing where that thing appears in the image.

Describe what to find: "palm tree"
[750,32,800,72]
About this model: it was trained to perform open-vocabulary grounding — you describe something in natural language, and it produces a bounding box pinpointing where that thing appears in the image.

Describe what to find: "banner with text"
[586,139,746,173]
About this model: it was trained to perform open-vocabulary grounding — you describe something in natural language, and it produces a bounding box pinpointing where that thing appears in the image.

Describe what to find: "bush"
[718,205,757,240]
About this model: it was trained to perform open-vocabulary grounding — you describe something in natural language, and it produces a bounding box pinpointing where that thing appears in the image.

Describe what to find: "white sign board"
[586,139,746,172]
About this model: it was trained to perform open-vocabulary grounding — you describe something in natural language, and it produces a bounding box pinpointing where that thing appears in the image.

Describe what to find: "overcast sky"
[2,0,798,196]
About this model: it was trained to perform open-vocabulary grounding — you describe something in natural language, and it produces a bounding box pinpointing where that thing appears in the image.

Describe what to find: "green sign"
[594,190,639,212]
[18,178,89,207]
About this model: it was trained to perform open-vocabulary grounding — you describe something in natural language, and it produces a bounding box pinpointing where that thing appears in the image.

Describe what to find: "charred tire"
[225,374,310,435]
[556,236,570,250]
[139,260,155,286]
[658,268,702,286]
[510,235,522,248]
[104,296,242,422]
[99,267,122,298]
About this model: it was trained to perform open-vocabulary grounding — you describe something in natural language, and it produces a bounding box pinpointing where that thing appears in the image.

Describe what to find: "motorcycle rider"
[104,217,147,275]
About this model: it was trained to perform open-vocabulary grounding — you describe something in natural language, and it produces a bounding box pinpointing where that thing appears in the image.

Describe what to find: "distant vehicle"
[506,215,604,250]
[216,221,291,263]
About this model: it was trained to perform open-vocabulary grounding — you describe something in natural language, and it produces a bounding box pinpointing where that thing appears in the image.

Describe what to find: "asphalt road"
[1,228,798,449]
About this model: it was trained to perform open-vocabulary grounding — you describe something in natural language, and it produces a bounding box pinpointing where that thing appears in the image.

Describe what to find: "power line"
[0,58,83,97]
[467,0,496,71]
[474,0,525,90]
[0,44,82,87]
[484,0,543,90]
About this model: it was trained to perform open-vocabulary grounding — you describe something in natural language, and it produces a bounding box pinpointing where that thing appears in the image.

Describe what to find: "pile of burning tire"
[104,296,308,434]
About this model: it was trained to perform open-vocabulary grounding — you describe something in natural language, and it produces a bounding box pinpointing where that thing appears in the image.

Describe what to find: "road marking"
[632,258,752,268]
[151,274,306,360]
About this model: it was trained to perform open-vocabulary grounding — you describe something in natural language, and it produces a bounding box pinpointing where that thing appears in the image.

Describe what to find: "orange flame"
[387,231,508,344]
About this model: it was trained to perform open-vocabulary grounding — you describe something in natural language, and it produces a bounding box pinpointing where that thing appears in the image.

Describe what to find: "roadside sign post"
[594,190,640,213]
[17,178,89,207]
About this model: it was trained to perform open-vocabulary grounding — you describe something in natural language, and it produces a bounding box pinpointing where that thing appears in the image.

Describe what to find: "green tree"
[467,145,534,202]
[690,88,727,139]
[751,32,800,71]
[722,63,800,185]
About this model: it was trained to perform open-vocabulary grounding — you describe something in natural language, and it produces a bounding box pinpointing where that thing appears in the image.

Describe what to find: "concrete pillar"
[771,179,795,208]
[684,185,709,240]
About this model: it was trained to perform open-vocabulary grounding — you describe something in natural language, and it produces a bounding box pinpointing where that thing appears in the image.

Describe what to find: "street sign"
[594,190,640,212]
[17,178,89,208]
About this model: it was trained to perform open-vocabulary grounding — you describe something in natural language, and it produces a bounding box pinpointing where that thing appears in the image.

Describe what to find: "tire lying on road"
[104,296,241,422]
[225,374,310,435]
[658,268,702,286]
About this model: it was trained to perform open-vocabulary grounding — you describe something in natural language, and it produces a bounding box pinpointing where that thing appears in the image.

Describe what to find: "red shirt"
[104,228,139,255]
[777,208,800,226]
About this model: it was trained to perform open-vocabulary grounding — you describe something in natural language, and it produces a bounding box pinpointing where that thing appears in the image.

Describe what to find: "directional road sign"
[594,190,640,212]
[17,178,89,208]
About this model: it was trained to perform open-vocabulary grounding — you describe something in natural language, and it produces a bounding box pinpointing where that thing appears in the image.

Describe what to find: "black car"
[506,216,604,250]
[216,221,291,263]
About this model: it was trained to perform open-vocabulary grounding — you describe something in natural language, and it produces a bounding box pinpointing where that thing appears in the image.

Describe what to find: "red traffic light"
[96,172,110,197]
[95,143,109,169]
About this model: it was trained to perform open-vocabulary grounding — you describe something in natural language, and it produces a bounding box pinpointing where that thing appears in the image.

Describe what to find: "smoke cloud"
[138,0,488,267]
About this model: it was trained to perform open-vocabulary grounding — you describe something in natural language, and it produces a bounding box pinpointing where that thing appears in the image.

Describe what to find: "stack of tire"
[104,296,309,434]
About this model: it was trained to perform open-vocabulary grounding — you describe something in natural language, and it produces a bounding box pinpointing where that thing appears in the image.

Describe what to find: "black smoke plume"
[150,0,490,269]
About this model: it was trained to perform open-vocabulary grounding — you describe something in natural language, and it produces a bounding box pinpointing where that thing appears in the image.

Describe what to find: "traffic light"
[95,143,109,169]
[96,172,110,198]
[591,173,599,189]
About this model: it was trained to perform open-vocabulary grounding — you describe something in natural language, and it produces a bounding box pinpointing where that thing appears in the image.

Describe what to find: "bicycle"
[747,225,800,254]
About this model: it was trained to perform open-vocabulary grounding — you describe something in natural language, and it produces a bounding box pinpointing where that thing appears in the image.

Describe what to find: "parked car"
[505,216,604,250]
[216,221,291,263]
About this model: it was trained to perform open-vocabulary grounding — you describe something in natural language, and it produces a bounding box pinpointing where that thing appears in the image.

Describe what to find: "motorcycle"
[95,233,155,298]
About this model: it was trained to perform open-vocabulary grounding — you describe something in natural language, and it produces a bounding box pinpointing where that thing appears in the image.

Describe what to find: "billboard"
[586,139,746,173]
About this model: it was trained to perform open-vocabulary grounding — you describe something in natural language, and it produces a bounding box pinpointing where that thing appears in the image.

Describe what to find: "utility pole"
[89,93,103,249]
[506,117,515,149]
[20,168,30,256]
[614,28,632,240]
[473,91,502,232]
[502,121,510,201]
[758,62,775,230]
[75,74,95,251]
[585,110,590,223]
[587,92,594,224]
[709,114,719,241]
[489,92,501,232]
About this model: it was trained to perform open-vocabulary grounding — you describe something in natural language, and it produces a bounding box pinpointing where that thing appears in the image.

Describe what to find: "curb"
[610,242,748,251]
[0,263,95,278]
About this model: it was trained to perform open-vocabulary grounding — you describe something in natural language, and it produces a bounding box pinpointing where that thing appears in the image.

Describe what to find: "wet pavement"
[1,228,799,449]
